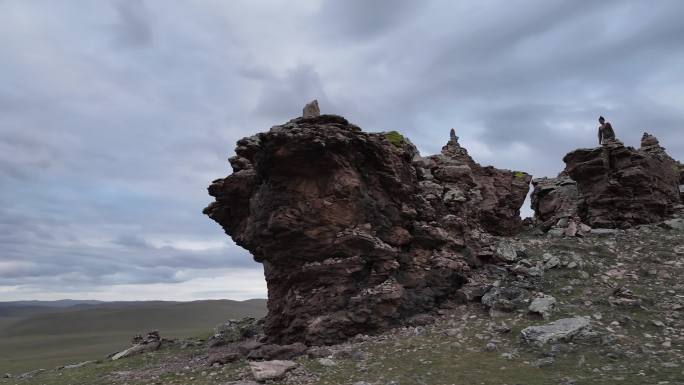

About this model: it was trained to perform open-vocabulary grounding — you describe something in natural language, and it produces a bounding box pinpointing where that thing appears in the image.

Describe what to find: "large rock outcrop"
[204,113,530,345]
[532,133,681,230]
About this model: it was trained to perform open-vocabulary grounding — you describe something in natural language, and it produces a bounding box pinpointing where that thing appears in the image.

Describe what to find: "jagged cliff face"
[532,133,682,230]
[204,114,530,345]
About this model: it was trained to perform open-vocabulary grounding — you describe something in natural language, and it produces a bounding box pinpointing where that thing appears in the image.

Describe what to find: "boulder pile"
[204,107,530,345]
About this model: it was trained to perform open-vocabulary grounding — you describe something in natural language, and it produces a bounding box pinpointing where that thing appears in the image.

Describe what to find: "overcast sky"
[1,0,683,301]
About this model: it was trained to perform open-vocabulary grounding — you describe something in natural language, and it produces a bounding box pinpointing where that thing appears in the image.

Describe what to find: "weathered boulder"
[205,114,531,345]
[528,294,556,319]
[481,286,529,313]
[209,317,264,347]
[249,360,297,382]
[111,331,162,360]
[521,317,591,346]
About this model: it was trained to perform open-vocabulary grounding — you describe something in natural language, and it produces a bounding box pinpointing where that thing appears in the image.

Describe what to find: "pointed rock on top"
[302,99,320,118]
[449,128,459,144]
[641,132,660,148]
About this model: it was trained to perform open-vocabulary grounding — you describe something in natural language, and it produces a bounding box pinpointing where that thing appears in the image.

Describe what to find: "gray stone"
[534,357,555,367]
[456,284,491,302]
[482,286,529,312]
[521,317,591,346]
[528,294,557,319]
[661,218,684,231]
[556,217,569,227]
[17,369,45,379]
[543,253,561,269]
[249,360,297,382]
[307,346,332,358]
[443,187,466,203]
[547,228,565,237]
[495,241,519,262]
[590,228,619,235]
[61,360,95,370]
[317,358,337,367]
[111,341,160,360]
[209,317,263,347]
[302,99,320,118]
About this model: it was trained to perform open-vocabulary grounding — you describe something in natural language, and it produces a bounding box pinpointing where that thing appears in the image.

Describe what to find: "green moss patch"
[384,131,406,147]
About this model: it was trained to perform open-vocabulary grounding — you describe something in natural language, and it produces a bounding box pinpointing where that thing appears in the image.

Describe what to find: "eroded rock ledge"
[204,114,530,345]
[532,133,682,231]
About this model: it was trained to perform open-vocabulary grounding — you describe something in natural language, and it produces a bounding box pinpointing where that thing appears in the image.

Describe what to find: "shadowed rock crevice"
[204,112,531,345]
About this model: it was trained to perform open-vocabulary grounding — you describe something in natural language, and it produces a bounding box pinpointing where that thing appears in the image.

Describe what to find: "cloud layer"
[1,0,683,300]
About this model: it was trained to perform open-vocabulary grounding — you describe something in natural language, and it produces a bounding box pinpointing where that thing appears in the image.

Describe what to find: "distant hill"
[0,299,268,337]
[0,299,104,308]
[0,299,267,373]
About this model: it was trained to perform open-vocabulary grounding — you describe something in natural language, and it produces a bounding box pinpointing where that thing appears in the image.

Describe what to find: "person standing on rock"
[598,116,615,145]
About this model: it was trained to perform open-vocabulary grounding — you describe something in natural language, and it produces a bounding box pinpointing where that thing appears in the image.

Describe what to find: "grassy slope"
[0,299,266,373]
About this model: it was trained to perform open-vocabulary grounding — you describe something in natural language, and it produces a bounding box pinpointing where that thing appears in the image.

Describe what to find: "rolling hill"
[0,299,267,373]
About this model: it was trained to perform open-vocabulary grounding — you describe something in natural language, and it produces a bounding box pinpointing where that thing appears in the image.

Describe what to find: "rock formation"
[532,132,682,230]
[204,112,530,345]
[111,331,162,360]
[530,173,578,231]
[302,99,320,118]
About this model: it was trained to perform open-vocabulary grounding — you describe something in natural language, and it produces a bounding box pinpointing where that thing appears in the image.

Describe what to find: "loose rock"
[249,360,297,382]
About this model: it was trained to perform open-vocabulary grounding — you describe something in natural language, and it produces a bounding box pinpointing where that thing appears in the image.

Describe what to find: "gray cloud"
[113,0,153,48]
[1,0,683,300]
[316,0,423,41]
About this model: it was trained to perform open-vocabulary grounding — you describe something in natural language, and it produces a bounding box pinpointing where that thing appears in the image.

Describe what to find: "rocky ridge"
[204,112,531,345]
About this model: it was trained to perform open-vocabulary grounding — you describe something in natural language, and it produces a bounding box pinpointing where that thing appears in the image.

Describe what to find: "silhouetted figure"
[598,116,615,145]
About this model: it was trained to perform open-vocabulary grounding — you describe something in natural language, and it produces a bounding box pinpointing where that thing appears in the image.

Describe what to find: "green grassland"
[0,299,266,373]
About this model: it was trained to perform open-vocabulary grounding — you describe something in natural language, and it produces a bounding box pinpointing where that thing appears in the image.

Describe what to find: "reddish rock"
[246,342,308,360]
[530,173,579,230]
[563,133,681,228]
[419,139,532,236]
[204,115,530,344]
[208,350,240,365]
